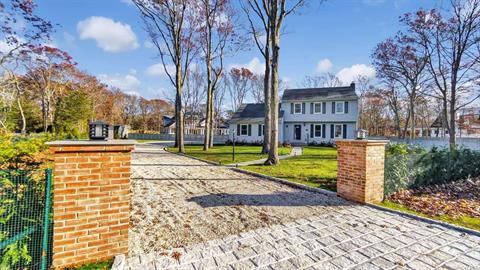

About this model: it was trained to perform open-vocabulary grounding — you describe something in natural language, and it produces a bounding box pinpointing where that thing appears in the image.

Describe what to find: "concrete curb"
[230,167,337,197]
[367,203,480,237]
[163,148,480,237]
[111,254,125,270]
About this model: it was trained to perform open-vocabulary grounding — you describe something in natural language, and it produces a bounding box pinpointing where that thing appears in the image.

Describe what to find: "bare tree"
[265,0,306,165]
[196,0,238,150]
[402,0,480,148]
[132,0,198,153]
[372,34,429,138]
[300,73,342,88]
[183,67,206,131]
[227,67,255,111]
[242,0,273,153]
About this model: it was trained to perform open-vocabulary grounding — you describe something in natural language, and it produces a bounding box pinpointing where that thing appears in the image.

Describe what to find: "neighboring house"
[161,114,229,135]
[229,83,359,144]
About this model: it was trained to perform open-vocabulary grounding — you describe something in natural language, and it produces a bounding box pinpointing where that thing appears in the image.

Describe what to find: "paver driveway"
[127,143,480,269]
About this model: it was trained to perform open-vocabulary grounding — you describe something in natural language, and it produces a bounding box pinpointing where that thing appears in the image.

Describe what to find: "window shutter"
[332,102,336,114]
[302,103,306,114]
[290,103,294,114]
[343,124,347,139]
[322,124,326,138]
[322,102,326,114]
[310,103,313,114]
[310,124,314,138]
[236,124,240,136]
[248,124,252,136]
[258,124,261,136]
[345,101,349,114]
[330,124,334,138]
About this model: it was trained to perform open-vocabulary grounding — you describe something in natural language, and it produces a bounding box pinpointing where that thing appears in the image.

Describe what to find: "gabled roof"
[282,83,357,101]
[230,103,284,121]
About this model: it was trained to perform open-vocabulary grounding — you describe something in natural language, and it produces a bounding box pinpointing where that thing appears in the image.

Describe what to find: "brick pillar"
[46,140,136,269]
[336,140,388,204]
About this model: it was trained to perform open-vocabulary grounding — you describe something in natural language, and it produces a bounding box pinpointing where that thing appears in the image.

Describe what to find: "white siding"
[283,100,358,123]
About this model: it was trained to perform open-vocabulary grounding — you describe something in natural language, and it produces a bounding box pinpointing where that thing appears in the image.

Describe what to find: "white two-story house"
[229,83,358,144]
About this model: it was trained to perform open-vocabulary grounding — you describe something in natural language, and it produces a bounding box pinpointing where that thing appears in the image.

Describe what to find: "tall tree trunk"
[208,107,214,148]
[13,77,26,135]
[262,52,271,154]
[409,94,415,139]
[203,60,213,151]
[265,5,280,165]
[175,66,185,153]
[449,86,457,149]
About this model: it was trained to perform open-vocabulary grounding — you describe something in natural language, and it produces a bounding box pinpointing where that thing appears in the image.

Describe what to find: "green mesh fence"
[0,169,53,270]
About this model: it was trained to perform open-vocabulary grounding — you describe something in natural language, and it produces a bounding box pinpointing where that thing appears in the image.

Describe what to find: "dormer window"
[294,103,302,114]
[335,101,345,114]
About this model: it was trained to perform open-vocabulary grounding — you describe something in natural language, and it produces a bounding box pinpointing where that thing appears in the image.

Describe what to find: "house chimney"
[350,82,355,89]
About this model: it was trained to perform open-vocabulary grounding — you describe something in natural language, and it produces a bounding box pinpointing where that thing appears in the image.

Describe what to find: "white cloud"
[362,0,385,5]
[316,59,333,73]
[145,63,175,76]
[77,16,139,53]
[336,64,376,84]
[121,0,134,5]
[98,70,141,93]
[144,40,154,49]
[229,57,264,75]
[63,32,75,45]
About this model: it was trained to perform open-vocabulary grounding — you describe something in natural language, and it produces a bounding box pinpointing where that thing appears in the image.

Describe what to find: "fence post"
[40,169,53,270]
[336,139,389,204]
[46,140,135,269]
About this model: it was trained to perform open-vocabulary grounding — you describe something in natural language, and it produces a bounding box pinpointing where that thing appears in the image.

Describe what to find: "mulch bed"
[388,177,480,218]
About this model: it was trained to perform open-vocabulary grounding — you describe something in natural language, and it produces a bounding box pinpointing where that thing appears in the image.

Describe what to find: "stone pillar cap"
[46,139,137,146]
[336,139,389,145]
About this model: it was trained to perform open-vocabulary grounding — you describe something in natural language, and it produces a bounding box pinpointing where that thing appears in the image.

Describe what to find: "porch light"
[89,120,109,140]
[355,129,367,140]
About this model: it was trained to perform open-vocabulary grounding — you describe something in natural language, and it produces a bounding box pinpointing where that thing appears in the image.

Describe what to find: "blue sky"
[35,0,439,100]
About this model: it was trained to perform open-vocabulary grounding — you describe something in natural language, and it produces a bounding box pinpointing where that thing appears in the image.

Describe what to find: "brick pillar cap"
[336,139,389,145]
[46,139,137,146]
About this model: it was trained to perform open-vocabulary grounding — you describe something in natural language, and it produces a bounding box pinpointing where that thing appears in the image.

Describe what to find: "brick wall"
[336,140,388,203]
[48,141,135,269]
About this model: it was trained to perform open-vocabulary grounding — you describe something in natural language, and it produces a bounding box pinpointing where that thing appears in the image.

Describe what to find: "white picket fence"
[128,133,229,143]
[371,136,480,150]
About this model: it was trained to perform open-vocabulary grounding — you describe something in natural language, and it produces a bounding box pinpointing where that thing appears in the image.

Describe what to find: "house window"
[314,125,322,137]
[240,124,248,135]
[334,124,343,138]
[314,103,322,114]
[294,103,302,114]
[335,101,345,114]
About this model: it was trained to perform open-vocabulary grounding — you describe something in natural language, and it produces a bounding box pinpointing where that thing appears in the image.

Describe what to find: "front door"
[294,125,302,140]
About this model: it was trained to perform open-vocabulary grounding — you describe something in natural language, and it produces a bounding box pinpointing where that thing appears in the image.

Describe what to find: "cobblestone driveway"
[127,144,480,269]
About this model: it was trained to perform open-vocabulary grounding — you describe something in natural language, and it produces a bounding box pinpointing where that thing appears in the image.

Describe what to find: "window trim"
[335,101,345,114]
[313,102,322,114]
[240,124,248,136]
[334,124,343,138]
[313,124,322,138]
[293,103,302,114]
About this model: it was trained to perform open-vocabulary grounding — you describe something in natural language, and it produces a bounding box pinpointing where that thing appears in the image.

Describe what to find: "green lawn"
[378,200,480,231]
[68,259,113,270]
[167,145,292,165]
[241,146,338,191]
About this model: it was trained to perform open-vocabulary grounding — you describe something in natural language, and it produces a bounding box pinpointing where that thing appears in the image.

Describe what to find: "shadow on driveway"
[187,191,354,208]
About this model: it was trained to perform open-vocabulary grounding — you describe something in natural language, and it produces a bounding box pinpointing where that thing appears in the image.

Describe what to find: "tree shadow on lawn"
[187,191,353,208]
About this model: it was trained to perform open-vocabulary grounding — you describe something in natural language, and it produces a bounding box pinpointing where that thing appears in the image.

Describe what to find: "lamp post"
[89,120,109,140]
[232,128,236,162]
[355,129,368,140]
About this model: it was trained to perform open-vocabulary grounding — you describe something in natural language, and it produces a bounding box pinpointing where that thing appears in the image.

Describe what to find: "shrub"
[384,143,480,196]
[0,133,53,170]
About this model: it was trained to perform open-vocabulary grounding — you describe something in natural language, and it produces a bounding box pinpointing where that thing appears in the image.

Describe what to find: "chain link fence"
[0,169,52,270]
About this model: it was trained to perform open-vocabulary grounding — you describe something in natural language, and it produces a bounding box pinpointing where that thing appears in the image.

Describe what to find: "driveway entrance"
[126,143,480,269]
